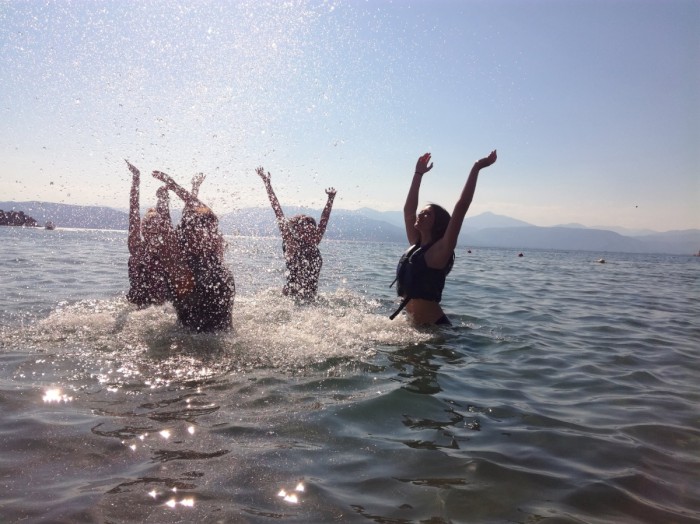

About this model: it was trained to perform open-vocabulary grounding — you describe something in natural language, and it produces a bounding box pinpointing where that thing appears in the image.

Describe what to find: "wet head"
[290,215,317,242]
[141,209,167,246]
[181,206,223,256]
[425,204,450,241]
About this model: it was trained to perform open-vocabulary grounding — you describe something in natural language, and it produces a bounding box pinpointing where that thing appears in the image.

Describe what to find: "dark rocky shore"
[0,209,39,227]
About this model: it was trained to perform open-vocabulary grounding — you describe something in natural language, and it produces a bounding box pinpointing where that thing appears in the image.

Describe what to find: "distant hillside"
[465,226,647,253]
[635,230,700,254]
[463,226,699,255]
[463,211,531,230]
[219,207,406,242]
[1,200,697,254]
[0,201,128,230]
[355,208,531,231]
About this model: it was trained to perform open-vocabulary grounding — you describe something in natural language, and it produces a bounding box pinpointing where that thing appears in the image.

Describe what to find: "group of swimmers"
[126,150,497,331]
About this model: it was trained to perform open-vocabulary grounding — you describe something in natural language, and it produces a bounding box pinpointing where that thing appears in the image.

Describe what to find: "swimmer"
[256,166,336,300]
[125,160,174,308]
[392,150,497,325]
[151,170,235,332]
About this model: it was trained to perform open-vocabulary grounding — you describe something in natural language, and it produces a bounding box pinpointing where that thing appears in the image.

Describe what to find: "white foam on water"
[3,289,430,390]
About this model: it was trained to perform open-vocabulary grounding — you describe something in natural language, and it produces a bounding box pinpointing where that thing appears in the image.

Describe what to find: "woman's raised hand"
[151,170,172,184]
[415,153,433,176]
[476,150,497,169]
[125,160,140,177]
[192,172,206,187]
[156,186,169,199]
[256,166,271,184]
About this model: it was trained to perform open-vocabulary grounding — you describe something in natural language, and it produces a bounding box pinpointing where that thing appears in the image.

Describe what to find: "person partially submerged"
[125,160,173,308]
[256,166,336,300]
[392,150,497,326]
[150,170,235,332]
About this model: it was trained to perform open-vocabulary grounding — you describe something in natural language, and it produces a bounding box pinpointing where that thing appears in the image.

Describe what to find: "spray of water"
[1,289,430,394]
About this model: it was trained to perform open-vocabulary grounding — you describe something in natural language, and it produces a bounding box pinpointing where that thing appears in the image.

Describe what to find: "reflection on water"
[278,482,305,504]
[43,387,74,403]
[1,230,699,522]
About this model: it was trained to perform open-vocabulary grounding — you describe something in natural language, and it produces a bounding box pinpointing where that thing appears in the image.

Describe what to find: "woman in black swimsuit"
[393,150,497,326]
[256,166,336,301]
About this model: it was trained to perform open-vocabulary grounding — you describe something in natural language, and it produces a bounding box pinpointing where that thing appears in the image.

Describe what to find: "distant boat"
[45,221,56,230]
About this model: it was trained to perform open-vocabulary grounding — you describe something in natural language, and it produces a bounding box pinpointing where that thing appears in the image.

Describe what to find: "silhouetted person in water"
[256,166,336,300]
[125,160,174,308]
[391,150,497,326]
[148,169,234,332]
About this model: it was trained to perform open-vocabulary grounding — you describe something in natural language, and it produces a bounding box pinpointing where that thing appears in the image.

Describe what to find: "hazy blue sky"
[1,0,698,231]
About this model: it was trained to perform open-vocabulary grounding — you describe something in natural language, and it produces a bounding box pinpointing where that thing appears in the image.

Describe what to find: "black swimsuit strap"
[389,296,410,320]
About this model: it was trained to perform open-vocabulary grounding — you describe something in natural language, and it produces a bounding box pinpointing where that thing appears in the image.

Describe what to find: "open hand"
[256,166,271,184]
[476,150,497,169]
[192,172,206,187]
[152,170,171,183]
[125,160,140,177]
[415,153,433,176]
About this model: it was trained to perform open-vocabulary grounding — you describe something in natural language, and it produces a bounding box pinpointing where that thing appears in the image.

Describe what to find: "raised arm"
[152,170,204,209]
[190,172,205,198]
[427,150,497,267]
[126,160,142,255]
[256,166,289,237]
[315,187,336,244]
[404,153,433,245]
[152,184,195,300]
[155,186,172,224]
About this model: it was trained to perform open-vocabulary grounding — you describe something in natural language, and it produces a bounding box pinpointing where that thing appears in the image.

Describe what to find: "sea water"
[0,226,698,523]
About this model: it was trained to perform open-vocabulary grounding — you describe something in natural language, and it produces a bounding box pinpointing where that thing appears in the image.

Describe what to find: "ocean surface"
[1,226,699,524]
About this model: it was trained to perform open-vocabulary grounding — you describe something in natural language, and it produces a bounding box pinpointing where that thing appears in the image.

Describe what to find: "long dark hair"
[428,204,451,241]
[178,205,224,258]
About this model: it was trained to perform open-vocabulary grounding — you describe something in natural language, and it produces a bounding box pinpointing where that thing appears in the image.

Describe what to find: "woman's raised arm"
[315,187,336,244]
[151,170,203,209]
[429,150,497,267]
[256,166,291,240]
[126,160,142,255]
[404,153,433,245]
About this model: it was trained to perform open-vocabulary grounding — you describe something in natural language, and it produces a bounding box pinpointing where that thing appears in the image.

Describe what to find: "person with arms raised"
[125,160,174,308]
[256,166,336,301]
[150,169,235,332]
[392,150,497,326]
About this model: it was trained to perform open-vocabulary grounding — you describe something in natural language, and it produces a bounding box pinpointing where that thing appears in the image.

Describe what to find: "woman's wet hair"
[429,204,451,240]
[142,207,158,221]
[289,214,317,228]
[181,206,219,232]
[141,208,163,233]
[177,205,224,254]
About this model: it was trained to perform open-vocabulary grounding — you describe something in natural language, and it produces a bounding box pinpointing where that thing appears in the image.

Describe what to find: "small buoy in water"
[467,249,472,254]
[597,258,605,264]
[518,252,524,257]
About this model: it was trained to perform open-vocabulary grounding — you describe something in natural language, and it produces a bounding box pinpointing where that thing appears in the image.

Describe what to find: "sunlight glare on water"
[1,227,699,523]
[2,0,698,519]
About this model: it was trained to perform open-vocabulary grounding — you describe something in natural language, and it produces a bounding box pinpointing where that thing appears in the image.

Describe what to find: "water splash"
[3,289,430,392]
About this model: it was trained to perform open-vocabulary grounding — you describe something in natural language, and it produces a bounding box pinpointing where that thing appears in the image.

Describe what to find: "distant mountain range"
[1,201,698,255]
[1,201,130,230]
